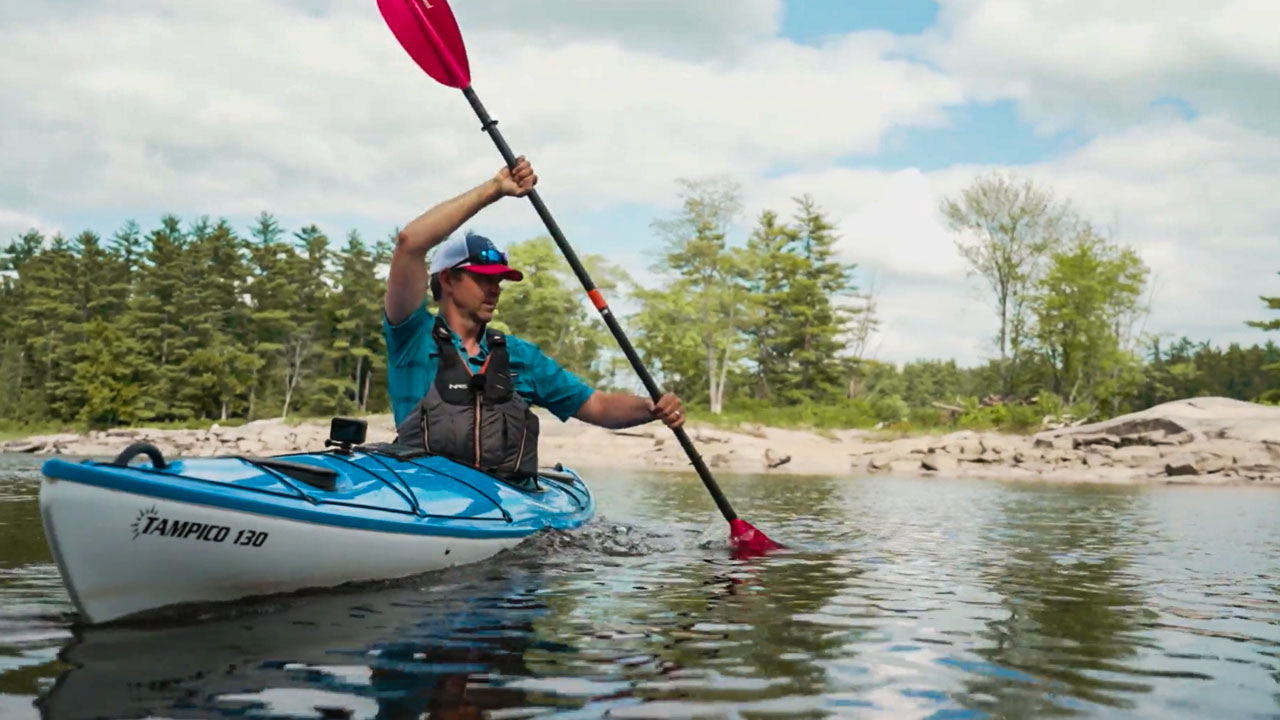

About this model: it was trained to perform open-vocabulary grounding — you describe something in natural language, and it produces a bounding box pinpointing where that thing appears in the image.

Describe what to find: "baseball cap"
[429,232,523,281]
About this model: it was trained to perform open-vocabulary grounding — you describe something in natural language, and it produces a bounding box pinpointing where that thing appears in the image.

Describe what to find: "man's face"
[442,269,503,323]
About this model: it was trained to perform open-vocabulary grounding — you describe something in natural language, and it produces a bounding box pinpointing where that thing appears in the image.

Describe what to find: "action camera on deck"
[327,417,367,453]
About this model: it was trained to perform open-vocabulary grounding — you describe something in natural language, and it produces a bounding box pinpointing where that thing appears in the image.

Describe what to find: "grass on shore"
[3,397,1079,442]
[686,396,1082,437]
[0,421,73,443]
[0,412,394,442]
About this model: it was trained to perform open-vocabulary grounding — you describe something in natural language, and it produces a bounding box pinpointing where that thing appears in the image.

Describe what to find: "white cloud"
[751,113,1280,364]
[0,0,962,234]
[449,0,783,60]
[0,210,60,247]
[922,0,1280,131]
[832,169,968,281]
[1031,116,1280,347]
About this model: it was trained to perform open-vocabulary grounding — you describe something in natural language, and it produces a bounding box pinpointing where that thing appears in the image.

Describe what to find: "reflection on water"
[0,452,1278,719]
[41,568,555,720]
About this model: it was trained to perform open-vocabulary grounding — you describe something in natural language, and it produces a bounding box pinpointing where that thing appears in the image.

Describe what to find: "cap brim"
[460,264,523,281]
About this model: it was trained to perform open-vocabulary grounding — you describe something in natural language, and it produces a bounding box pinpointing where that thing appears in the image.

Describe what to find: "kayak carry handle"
[111,442,168,470]
[540,465,580,485]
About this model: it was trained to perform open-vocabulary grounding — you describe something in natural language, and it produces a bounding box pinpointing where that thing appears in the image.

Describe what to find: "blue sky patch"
[1150,96,1198,121]
[781,0,939,43]
[845,100,1091,171]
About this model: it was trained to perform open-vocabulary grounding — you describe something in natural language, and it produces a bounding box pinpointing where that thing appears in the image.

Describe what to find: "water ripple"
[0,468,1277,719]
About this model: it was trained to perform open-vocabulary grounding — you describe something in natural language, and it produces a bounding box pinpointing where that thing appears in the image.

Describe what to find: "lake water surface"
[1,452,1278,719]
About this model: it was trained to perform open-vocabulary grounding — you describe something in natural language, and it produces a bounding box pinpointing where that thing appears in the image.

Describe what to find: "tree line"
[1,173,1276,431]
[937,172,1278,415]
[0,215,389,426]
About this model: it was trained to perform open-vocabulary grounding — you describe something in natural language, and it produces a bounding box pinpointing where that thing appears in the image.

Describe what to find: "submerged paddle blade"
[377,0,471,88]
[728,518,783,557]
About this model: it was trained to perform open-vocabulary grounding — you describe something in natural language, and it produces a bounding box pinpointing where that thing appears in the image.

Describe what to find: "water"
[1,452,1278,719]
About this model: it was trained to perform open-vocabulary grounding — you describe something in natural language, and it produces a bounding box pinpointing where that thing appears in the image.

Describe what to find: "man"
[383,155,684,478]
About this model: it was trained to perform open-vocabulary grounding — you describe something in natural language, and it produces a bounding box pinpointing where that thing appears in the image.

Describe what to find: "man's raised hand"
[496,156,537,197]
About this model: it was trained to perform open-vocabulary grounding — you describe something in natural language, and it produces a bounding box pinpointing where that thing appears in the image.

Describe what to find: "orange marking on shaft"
[587,289,608,311]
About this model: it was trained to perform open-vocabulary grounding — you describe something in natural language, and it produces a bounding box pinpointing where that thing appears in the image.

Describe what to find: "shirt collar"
[429,316,489,358]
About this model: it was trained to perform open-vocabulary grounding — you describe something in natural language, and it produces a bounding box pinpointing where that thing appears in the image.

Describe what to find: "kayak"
[38,421,594,625]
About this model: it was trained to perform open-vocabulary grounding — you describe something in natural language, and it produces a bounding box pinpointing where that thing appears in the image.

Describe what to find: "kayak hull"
[40,479,524,624]
[39,447,594,624]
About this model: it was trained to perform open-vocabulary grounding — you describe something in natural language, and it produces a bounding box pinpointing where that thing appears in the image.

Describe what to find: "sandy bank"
[4,397,1278,487]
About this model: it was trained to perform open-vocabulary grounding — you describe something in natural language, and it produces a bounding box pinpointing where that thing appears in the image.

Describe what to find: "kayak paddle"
[375,0,783,556]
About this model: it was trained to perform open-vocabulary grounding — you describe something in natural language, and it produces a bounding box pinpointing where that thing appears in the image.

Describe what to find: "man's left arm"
[573,390,685,430]
[519,340,685,429]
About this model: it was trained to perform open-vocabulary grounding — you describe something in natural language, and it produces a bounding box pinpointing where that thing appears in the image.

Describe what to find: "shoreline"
[3,397,1278,487]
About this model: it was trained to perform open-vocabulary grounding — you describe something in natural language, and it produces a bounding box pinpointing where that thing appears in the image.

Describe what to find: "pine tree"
[49,230,133,419]
[1246,271,1280,401]
[741,209,798,399]
[104,219,143,326]
[19,233,81,420]
[741,197,863,405]
[126,215,190,419]
[0,231,45,419]
[318,230,388,413]
[283,224,331,416]
[1246,273,1280,333]
[787,195,860,402]
[109,220,145,281]
[70,319,148,426]
[175,218,260,420]
[244,212,295,419]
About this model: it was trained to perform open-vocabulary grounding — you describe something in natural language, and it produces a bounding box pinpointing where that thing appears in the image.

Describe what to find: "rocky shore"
[4,397,1278,486]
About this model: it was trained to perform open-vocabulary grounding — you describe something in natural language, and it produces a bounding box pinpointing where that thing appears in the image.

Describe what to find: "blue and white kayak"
[38,437,594,624]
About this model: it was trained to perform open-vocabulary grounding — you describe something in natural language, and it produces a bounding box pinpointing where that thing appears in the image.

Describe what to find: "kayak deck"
[40,446,593,540]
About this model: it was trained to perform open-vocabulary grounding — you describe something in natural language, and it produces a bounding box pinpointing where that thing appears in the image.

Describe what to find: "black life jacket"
[394,317,540,480]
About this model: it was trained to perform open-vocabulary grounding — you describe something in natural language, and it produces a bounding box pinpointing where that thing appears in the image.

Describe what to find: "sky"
[2,0,1278,367]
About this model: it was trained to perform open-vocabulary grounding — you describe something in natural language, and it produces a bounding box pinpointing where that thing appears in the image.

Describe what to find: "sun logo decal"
[131,506,158,541]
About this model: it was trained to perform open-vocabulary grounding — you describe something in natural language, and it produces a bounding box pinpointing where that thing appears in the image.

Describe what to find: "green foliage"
[689,389,1083,435]
[492,236,627,389]
[635,180,872,415]
[1246,272,1280,401]
[0,172,1272,435]
[1246,272,1280,333]
[899,360,971,407]
[69,319,148,426]
[633,178,749,414]
[0,214,398,426]
[699,398,879,431]
[629,283,710,404]
[941,172,1073,394]
[1029,226,1149,412]
[317,230,390,414]
[741,196,864,404]
[951,392,1077,433]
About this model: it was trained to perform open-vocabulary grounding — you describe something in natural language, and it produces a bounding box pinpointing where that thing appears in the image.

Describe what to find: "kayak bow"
[38,432,593,624]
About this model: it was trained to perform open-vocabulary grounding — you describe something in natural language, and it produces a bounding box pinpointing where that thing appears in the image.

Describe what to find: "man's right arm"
[384,156,538,325]
[384,178,503,325]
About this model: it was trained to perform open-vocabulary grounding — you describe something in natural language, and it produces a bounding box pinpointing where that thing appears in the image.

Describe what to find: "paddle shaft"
[460,86,740,524]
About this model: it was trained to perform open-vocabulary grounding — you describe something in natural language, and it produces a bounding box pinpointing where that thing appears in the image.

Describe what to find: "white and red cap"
[429,232,523,281]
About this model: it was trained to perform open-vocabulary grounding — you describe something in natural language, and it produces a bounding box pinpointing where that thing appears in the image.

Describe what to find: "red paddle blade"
[729,519,783,557]
[377,0,471,89]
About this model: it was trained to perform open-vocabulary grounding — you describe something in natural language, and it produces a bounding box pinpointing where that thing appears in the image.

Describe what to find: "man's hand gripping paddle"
[376,0,782,557]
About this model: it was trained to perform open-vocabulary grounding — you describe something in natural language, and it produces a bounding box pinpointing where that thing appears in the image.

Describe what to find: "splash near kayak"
[38,417,594,624]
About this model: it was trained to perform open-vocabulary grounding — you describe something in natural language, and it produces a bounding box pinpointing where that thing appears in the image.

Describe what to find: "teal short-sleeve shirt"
[383,305,595,427]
